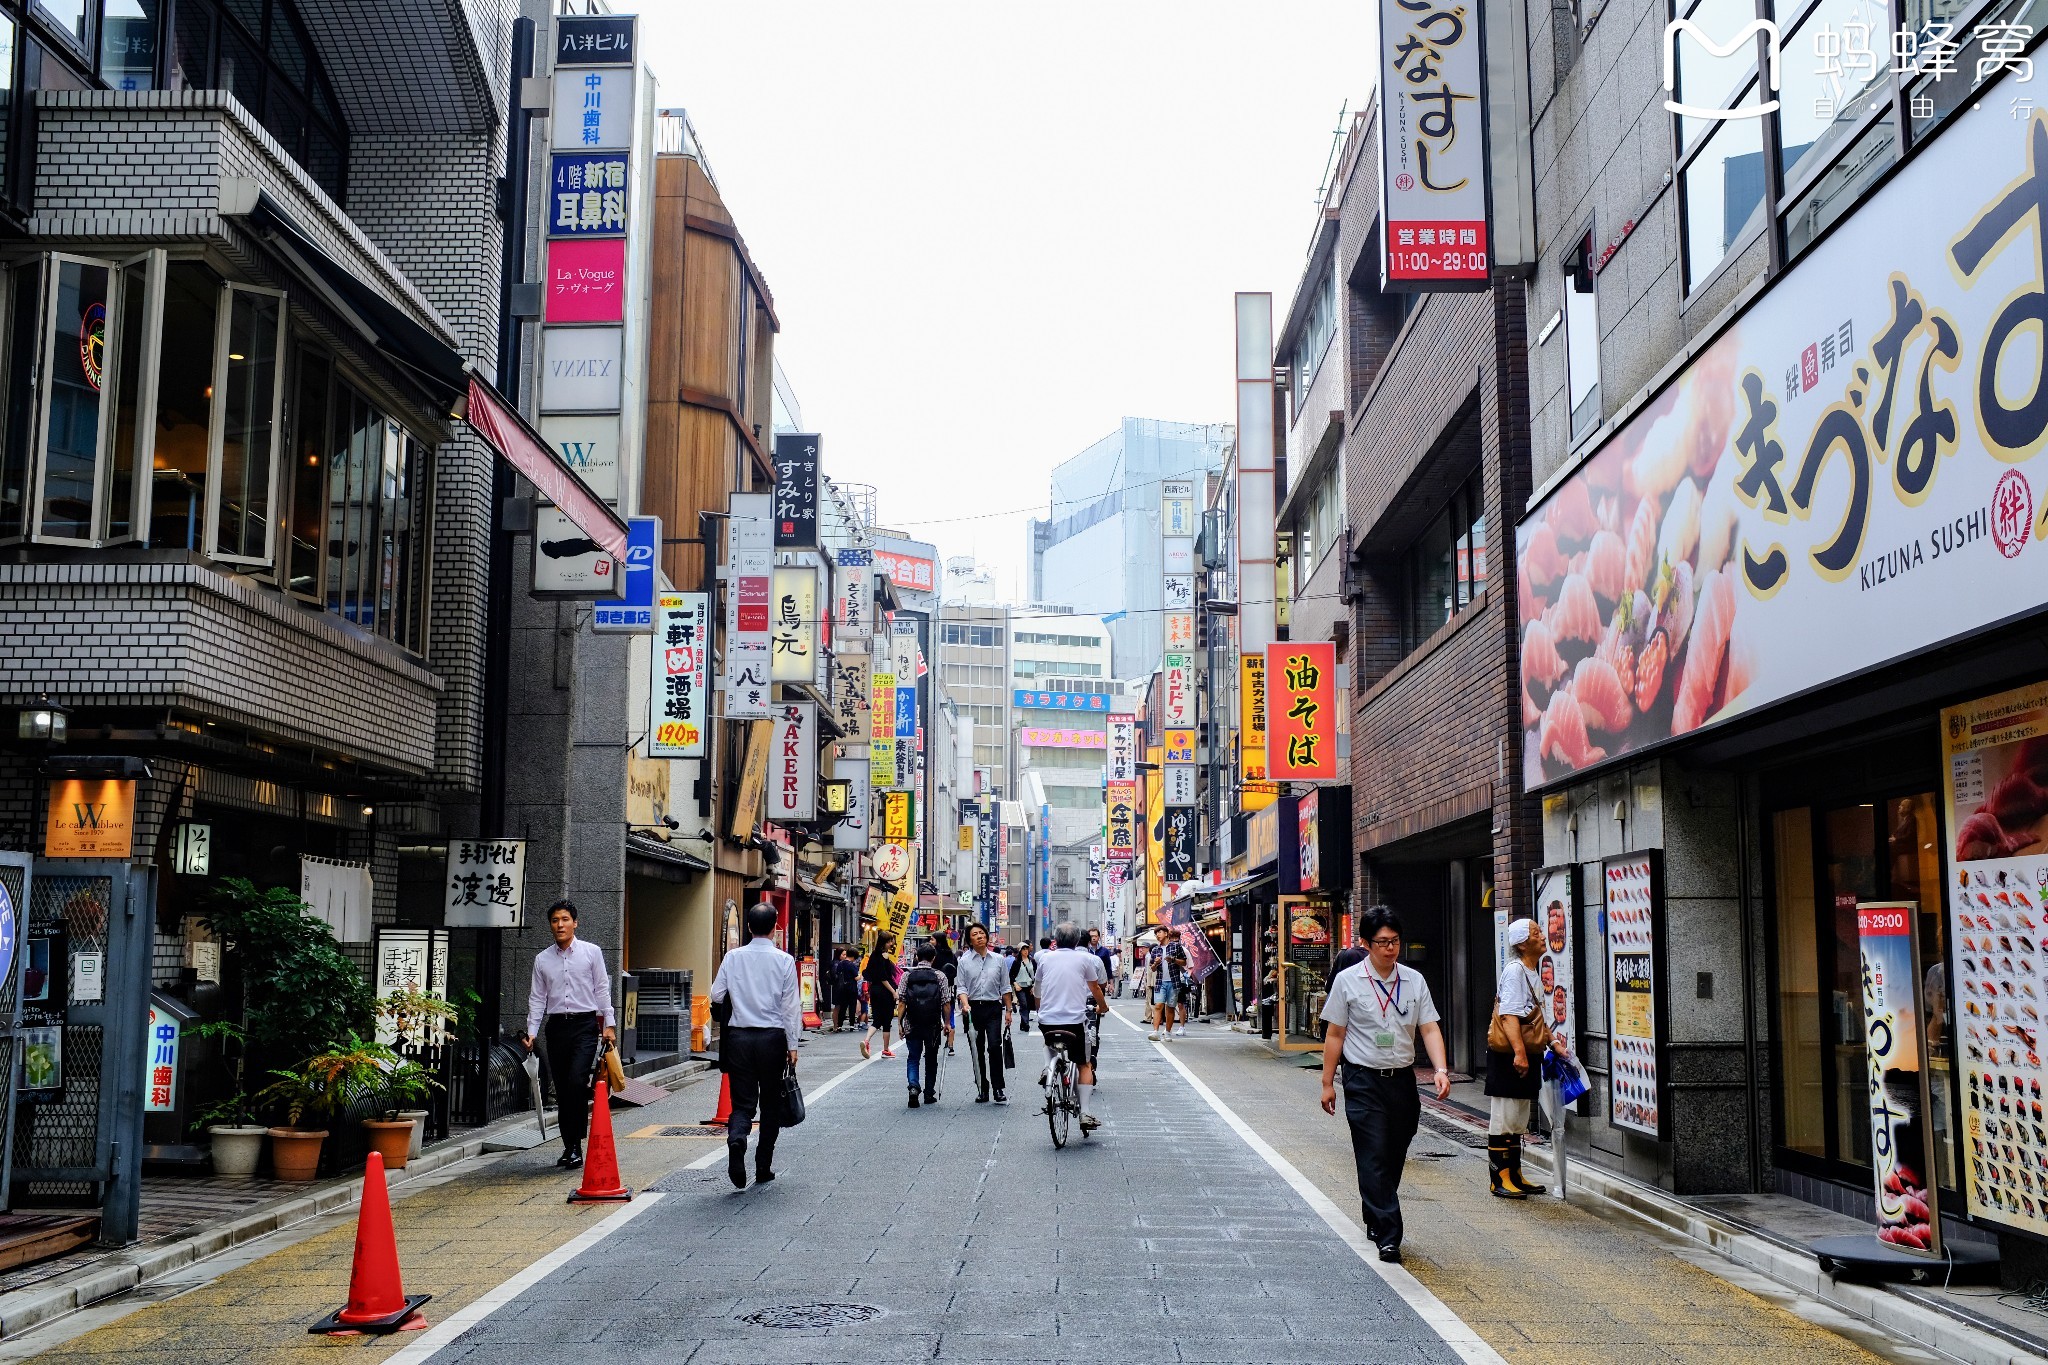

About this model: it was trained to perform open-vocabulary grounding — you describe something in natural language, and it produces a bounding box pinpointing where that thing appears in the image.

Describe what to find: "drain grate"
[743,1303,883,1330]
[655,1125,726,1137]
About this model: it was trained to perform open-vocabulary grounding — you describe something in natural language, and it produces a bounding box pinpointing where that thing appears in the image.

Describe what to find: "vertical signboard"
[1377,0,1489,289]
[1106,719,1137,783]
[834,547,872,644]
[1531,865,1577,1077]
[1266,641,1338,781]
[772,433,820,549]
[550,65,635,150]
[1604,852,1662,1138]
[1163,806,1197,886]
[446,840,526,929]
[593,514,657,632]
[830,652,869,739]
[547,150,630,237]
[1855,900,1944,1255]
[831,755,871,850]
[1940,679,2048,1239]
[649,591,709,758]
[770,565,819,683]
[770,702,817,821]
[1161,653,1195,727]
[724,492,772,718]
[544,238,627,323]
[870,669,898,789]
[1240,651,1268,781]
[1161,479,1197,538]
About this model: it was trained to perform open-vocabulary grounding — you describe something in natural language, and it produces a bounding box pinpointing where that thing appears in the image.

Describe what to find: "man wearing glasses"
[1318,905,1451,1263]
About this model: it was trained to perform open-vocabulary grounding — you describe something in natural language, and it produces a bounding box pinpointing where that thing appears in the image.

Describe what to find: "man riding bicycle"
[1035,921,1109,1132]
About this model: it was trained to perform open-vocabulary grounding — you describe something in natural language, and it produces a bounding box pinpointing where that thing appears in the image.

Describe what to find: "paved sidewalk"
[1132,1008,1919,1365]
[416,1015,1467,1365]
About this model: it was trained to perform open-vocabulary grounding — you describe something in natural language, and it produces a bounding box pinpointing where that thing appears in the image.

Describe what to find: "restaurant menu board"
[1533,866,1578,1082]
[1854,901,1943,1255]
[1940,680,2048,1238]
[1604,853,1661,1137]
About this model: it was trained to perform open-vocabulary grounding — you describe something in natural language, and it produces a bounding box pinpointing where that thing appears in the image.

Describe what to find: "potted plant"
[363,1059,443,1170]
[255,1065,331,1181]
[375,986,456,1159]
[186,1019,267,1177]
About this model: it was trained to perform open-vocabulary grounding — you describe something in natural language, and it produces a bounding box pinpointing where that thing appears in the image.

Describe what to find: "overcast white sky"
[637,3,1380,598]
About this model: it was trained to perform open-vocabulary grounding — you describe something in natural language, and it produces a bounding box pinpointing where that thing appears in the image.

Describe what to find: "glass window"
[217,23,262,116]
[0,16,14,206]
[1680,89,1768,291]
[1399,471,1485,654]
[1673,0,1760,146]
[285,349,327,596]
[1563,229,1601,440]
[169,0,208,88]
[269,3,306,89]
[1776,0,1890,184]
[104,254,155,542]
[98,0,159,90]
[1773,807,1825,1157]
[263,83,307,160]
[37,258,111,542]
[1784,109,1897,260]
[33,0,89,53]
[0,260,38,540]
[212,285,281,562]
[150,261,220,550]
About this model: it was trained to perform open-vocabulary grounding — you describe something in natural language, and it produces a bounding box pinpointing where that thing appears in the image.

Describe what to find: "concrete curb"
[1519,1144,2043,1365]
[0,1058,713,1340]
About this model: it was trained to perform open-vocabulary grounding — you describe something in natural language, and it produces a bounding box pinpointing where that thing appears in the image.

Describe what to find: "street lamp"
[16,695,66,743]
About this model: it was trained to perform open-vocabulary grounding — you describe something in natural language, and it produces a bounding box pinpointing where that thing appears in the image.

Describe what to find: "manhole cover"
[743,1303,882,1330]
[656,1125,724,1137]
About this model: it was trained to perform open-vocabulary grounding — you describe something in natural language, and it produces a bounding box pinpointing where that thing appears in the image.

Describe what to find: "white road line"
[1104,1005,1510,1365]
[684,1049,877,1169]
[380,1193,667,1365]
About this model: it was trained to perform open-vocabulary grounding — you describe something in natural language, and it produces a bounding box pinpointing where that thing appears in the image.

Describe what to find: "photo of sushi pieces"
[1604,853,1662,1138]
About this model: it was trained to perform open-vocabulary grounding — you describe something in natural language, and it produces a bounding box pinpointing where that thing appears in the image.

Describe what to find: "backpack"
[903,967,946,1029]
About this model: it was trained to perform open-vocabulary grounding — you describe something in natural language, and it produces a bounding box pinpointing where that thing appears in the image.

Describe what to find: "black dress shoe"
[555,1149,579,1168]
[562,1152,583,1171]
[994,1091,1007,1104]
[755,1167,776,1185]
[908,1089,920,1108]
[975,1090,991,1103]
[727,1145,748,1189]
[1377,1243,1402,1264]
[924,1091,938,1105]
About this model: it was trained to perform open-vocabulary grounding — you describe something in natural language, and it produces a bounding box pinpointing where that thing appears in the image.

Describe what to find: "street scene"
[0,0,2047,1360]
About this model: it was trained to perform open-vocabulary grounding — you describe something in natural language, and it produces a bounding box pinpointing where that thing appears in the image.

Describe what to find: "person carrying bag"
[1485,918,1551,1199]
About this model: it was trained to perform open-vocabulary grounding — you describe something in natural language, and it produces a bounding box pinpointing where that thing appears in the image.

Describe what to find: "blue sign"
[1012,689,1111,712]
[895,685,917,737]
[547,153,630,237]
[594,515,659,633]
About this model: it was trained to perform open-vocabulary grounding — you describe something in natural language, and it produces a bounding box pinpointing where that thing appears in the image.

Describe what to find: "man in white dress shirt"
[519,900,616,1170]
[710,902,801,1189]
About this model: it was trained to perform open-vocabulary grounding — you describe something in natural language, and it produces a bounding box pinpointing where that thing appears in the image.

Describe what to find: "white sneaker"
[1146,1030,1160,1041]
[1173,1025,1186,1038]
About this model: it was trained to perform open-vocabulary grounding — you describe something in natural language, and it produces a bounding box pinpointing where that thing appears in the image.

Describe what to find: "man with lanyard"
[519,900,615,1170]
[1317,905,1450,1263]
[1036,921,1108,1132]
[956,923,1014,1104]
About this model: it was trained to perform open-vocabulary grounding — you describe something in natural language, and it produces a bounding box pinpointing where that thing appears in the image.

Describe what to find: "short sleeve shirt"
[1496,961,1541,1018]
[1319,962,1439,1068]
[1034,948,1106,1026]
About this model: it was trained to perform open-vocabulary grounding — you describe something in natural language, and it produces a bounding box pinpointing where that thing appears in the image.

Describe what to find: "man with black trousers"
[520,900,615,1170]
[897,942,953,1107]
[1316,906,1450,1263]
[710,902,801,1189]
[830,948,860,1032]
[955,923,1013,1103]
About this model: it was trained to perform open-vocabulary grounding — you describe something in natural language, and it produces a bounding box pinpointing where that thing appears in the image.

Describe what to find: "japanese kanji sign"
[1239,651,1267,781]
[1163,806,1198,884]
[772,433,820,549]
[871,668,898,789]
[650,591,709,758]
[1106,780,1139,859]
[547,152,629,237]
[770,565,819,684]
[1266,640,1338,780]
[834,547,872,643]
[883,791,914,841]
[769,702,817,821]
[549,65,634,151]
[1161,652,1195,727]
[1161,479,1197,537]
[1164,729,1196,764]
[555,13,634,64]
[724,492,772,718]
[831,652,870,737]
[1107,718,1138,782]
[144,1002,179,1112]
[1164,764,1198,806]
[445,840,526,929]
[831,755,871,851]
[1378,0,1490,288]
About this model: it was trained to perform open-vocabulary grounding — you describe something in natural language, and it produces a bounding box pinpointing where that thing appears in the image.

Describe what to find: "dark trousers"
[966,1000,1005,1095]
[1341,1062,1422,1247]
[543,1012,601,1150]
[833,986,857,1029]
[723,1026,787,1161]
[904,1026,941,1096]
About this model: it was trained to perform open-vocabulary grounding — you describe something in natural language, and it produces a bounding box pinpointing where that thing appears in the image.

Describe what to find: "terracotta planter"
[398,1109,429,1160]
[362,1118,415,1170]
[267,1127,328,1181]
[207,1125,267,1178]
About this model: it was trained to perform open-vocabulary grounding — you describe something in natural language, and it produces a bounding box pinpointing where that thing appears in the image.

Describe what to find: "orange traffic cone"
[309,1152,430,1334]
[569,1075,632,1203]
[704,1072,733,1127]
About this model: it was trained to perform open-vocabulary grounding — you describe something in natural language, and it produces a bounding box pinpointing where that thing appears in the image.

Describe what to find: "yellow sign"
[729,719,773,840]
[1144,747,1164,914]
[626,754,670,829]
[870,669,897,789]
[883,791,913,841]
[957,823,975,851]
[1240,652,1267,784]
[1164,729,1195,764]
[45,779,135,858]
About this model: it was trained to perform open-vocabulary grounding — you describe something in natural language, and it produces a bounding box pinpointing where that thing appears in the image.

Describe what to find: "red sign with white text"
[1266,641,1338,780]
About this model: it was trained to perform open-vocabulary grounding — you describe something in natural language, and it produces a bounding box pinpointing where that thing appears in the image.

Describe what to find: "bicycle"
[1038,1014,1098,1149]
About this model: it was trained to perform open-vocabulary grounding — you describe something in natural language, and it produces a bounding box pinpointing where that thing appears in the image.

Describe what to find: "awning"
[795,874,845,904]
[463,374,630,559]
[625,832,710,881]
[1193,871,1276,906]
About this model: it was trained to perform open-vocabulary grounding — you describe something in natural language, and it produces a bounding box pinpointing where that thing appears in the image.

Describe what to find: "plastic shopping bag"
[1544,1047,1591,1107]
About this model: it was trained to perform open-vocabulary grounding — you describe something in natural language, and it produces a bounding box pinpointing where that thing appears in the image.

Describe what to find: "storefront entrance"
[1769,776,1960,1205]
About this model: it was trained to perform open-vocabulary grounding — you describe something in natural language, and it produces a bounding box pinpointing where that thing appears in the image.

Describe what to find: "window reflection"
[215,287,280,561]
[149,262,220,551]
[40,259,110,542]
[33,0,88,52]
[1681,90,1768,291]
[0,259,36,539]
[98,0,159,91]
[1776,0,1890,184]
[1674,0,1759,148]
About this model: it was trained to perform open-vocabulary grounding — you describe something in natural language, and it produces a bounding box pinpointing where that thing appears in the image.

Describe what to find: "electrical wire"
[876,464,1226,529]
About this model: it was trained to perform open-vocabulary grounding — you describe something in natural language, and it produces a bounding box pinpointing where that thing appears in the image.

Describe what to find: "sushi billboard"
[1517,100,2048,789]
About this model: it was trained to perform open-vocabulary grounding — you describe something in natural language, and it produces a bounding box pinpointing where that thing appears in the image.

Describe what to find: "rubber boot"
[1488,1136,1526,1199]
[1508,1133,1547,1195]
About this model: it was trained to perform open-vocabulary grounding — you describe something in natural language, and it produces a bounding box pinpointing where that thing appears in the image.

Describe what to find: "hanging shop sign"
[882,791,914,842]
[1161,652,1195,727]
[550,64,635,151]
[547,151,630,237]
[1164,610,1196,651]
[1163,574,1196,611]
[555,13,635,64]
[1012,688,1113,712]
[371,928,452,1048]
[532,505,625,597]
[769,702,817,821]
[830,652,870,738]
[626,752,669,829]
[769,565,820,684]
[1520,104,2048,788]
[724,492,773,718]
[539,414,620,503]
[538,325,623,413]
[729,718,773,839]
[1297,791,1323,893]
[1163,764,1196,807]
[1161,479,1197,538]
[1266,641,1338,781]
[445,839,524,929]
[872,545,935,593]
[1163,805,1198,885]
[834,548,872,643]
[1531,864,1578,1080]
[1603,852,1663,1138]
[172,821,211,876]
[1853,899,1945,1256]
[1020,728,1107,749]
[1939,678,2048,1239]
[1107,718,1138,782]
[831,756,871,851]
[1376,0,1489,289]
[44,779,134,858]
[870,669,898,789]
[772,434,820,549]
[1164,729,1195,764]
[143,1000,180,1111]
[593,514,657,632]
[1240,651,1268,781]
[1106,780,1139,861]
[650,590,709,758]
[544,237,626,323]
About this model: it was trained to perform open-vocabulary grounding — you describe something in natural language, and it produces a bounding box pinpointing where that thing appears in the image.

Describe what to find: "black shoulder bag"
[777,1061,807,1127]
